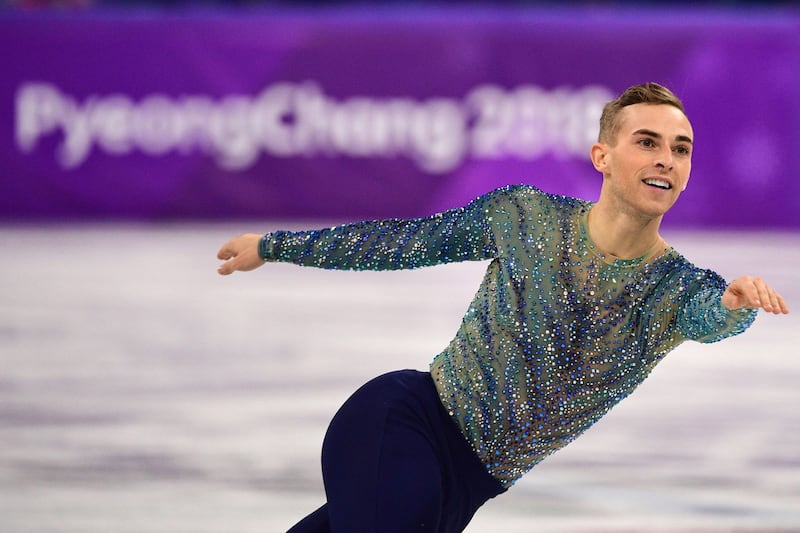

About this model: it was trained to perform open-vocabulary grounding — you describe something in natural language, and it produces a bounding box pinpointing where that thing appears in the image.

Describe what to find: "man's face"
[593,103,694,219]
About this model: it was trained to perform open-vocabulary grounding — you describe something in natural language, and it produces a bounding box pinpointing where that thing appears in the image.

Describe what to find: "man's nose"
[655,147,674,170]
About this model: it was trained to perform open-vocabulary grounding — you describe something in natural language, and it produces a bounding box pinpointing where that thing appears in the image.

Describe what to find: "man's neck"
[587,201,665,260]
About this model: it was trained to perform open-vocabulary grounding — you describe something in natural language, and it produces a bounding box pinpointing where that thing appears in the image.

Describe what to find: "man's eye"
[638,138,655,148]
[674,145,691,156]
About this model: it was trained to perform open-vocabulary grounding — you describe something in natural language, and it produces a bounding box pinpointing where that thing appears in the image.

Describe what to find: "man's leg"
[320,372,444,532]
[286,504,329,533]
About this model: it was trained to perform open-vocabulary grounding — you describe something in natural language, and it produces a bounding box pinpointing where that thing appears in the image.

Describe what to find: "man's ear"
[590,142,608,173]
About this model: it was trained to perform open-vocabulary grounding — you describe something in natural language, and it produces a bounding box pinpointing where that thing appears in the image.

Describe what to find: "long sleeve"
[676,271,758,344]
[260,188,509,271]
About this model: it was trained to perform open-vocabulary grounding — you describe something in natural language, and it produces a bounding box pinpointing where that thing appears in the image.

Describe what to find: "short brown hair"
[598,83,686,144]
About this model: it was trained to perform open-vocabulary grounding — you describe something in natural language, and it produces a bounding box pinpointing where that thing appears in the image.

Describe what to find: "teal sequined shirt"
[261,185,756,487]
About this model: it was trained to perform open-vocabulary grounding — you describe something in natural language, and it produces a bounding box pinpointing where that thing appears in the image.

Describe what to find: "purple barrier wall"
[2,8,799,228]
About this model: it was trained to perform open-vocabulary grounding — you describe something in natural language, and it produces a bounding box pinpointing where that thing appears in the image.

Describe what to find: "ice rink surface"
[1,224,798,532]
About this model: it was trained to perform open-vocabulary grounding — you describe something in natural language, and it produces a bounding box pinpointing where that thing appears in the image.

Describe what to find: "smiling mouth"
[643,178,672,190]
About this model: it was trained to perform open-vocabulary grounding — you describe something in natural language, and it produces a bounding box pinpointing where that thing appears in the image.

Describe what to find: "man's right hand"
[217,233,265,276]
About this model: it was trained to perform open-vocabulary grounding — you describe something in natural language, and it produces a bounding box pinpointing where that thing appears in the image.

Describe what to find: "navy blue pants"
[287,370,506,533]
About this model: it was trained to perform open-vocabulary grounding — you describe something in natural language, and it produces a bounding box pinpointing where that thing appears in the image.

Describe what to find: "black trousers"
[287,370,506,533]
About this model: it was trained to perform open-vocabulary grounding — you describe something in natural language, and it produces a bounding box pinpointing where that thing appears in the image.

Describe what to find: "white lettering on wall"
[15,81,613,173]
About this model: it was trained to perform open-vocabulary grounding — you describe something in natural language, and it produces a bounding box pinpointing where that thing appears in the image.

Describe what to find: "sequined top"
[260,184,756,487]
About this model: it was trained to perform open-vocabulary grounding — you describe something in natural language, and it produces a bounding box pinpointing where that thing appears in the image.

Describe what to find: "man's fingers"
[726,276,790,314]
[753,278,772,312]
[217,258,235,276]
[777,294,790,314]
[748,277,790,315]
[766,287,780,314]
[217,242,235,261]
[216,234,264,276]
[217,238,242,274]
[769,287,790,314]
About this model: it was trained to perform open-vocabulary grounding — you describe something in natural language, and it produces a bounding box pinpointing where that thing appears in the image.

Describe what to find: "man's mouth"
[643,178,672,190]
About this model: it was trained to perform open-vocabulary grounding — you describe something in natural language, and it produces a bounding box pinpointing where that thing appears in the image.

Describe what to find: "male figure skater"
[216,83,789,532]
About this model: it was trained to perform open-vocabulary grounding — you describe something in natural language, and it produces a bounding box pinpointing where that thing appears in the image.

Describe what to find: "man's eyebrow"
[633,128,693,145]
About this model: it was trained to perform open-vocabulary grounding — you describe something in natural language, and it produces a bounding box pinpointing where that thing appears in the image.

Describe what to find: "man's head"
[598,83,686,146]
[590,83,694,220]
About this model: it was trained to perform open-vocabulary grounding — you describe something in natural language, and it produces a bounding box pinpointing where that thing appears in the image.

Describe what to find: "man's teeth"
[644,179,671,189]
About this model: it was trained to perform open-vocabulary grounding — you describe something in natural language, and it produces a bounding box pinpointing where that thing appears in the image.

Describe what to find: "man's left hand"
[722,276,790,314]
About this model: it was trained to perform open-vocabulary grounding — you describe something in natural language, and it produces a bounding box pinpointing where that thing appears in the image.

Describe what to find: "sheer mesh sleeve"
[260,187,519,271]
[676,271,757,343]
